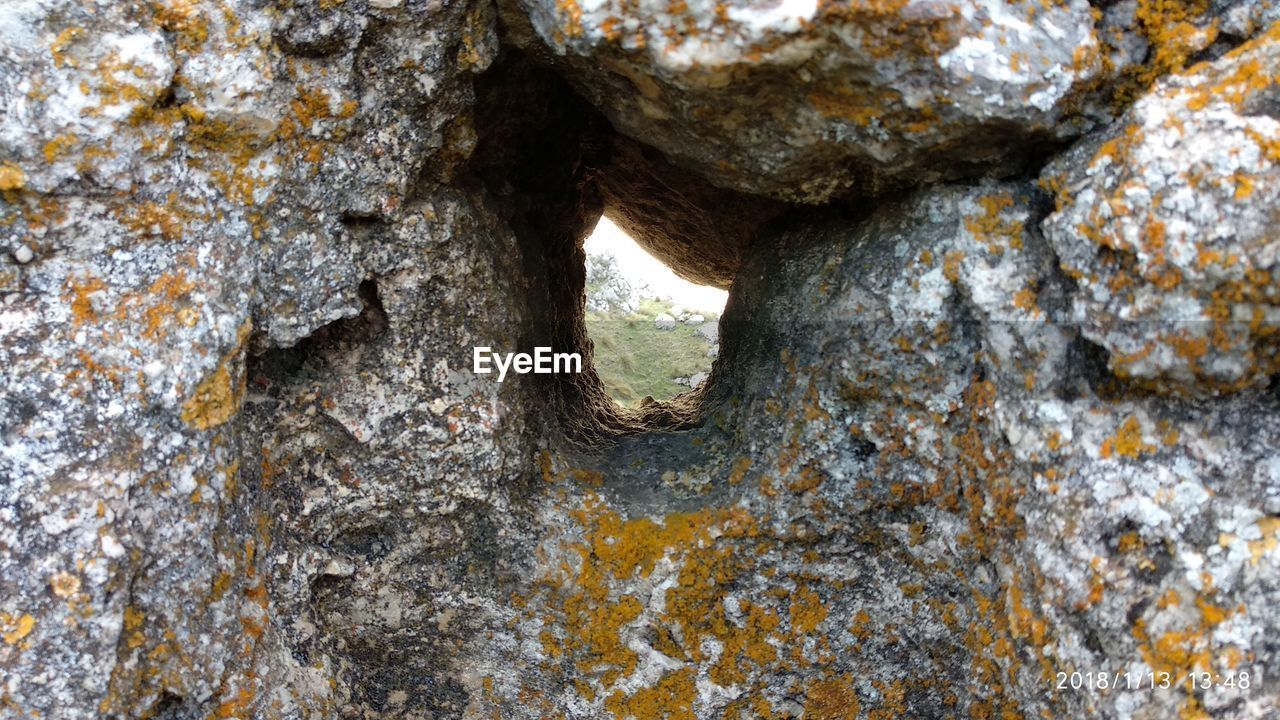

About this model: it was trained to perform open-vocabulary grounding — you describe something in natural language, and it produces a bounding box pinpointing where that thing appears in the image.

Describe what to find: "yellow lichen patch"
[1244,126,1280,164]
[1248,517,1280,565]
[1098,0,1216,105]
[180,322,251,430]
[604,668,696,720]
[708,600,781,686]
[964,192,1024,254]
[0,163,25,191]
[1100,416,1156,460]
[527,493,770,706]
[140,270,198,340]
[1194,597,1231,627]
[802,675,861,719]
[808,85,891,126]
[49,26,86,68]
[555,0,585,39]
[786,464,825,494]
[727,457,753,486]
[151,0,210,51]
[0,612,35,646]
[1133,620,1211,677]
[1005,580,1047,648]
[215,685,257,719]
[289,87,358,131]
[114,202,185,241]
[1012,287,1041,317]
[123,605,147,649]
[50,571,82,599]
[42,133,78,164]
[569,468,604,486]
[789,585,828,635]
[65,274,108,326]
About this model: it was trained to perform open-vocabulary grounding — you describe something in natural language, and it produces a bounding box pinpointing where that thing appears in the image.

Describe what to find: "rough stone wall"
[1,1,1279,720]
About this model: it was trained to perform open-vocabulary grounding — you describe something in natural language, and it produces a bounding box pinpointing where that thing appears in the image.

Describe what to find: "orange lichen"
[115,202,185,241]
[965,193,1024,254]
[789,585,828,635]
[802,675,861,719]
[140,270,198,340]
[0,163,25,191]
[555,0,585,39]
[42,133,77,164]
[0,613,35,646]
[942,250,965,283]
[66,274,108,326]
[1248,517,1280,563]
[604,668,696,720]
[152,0,210,50]
[1012,287,1040,316]
[1100,416,1156,460]
[49,27,85,68]
[569,468,604,486]
[180,322,250,430]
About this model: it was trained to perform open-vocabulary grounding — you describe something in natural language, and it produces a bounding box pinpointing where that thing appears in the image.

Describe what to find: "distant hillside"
[585,254,719,406]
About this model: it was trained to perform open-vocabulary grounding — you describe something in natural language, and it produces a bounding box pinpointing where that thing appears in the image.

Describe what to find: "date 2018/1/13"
[1056,670,1255,691]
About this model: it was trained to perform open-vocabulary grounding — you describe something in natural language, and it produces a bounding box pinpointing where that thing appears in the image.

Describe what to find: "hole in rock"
[584,215,727,408]
[467,50,790,440]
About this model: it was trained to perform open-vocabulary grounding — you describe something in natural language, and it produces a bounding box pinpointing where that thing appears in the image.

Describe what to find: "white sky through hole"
[583,216,729,314]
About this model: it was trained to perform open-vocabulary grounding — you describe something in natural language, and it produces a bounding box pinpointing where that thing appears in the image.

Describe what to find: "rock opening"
[583,216,726,407]
[5,0,1280,718]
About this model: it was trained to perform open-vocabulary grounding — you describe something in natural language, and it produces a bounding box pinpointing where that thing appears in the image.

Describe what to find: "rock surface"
[503,0,1113,202]
[0,0,1278,719]
[1042,24,1280,394]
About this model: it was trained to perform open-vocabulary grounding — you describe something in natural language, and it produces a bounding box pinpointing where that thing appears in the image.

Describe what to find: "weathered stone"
[0,0,501,716]
[2,0,1279,718]
[595,133,787,287]
[1042,25,1280,395]
[503,0,1110,203]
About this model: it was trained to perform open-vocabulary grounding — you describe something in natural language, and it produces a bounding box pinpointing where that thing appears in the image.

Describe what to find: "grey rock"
[503,0,1106,202]
[654,312,677,330]
[1042,25,1280,395]
[1,0,1278,718]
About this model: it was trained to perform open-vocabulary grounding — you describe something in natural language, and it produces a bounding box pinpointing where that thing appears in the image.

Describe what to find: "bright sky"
[584,216,729,314]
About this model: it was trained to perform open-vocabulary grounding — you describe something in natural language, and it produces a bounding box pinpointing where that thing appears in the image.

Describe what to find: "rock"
[684,313,705,325]
[0,0,505,716]
[1041,24,1280,395]
[596,134,787,287]
[586,251,640,313]
[2,0,1279,718]
[701,179,1280,719]
[502,0,1111,202]
[654,312,677,330]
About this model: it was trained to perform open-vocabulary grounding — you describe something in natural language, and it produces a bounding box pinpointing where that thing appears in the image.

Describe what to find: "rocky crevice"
[2,0,1280,719]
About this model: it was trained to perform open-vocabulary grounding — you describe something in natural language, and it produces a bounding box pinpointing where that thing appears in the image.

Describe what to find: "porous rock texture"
[503,0,1270,204]
[1,2,1279,720]
[1042,23,1280,393]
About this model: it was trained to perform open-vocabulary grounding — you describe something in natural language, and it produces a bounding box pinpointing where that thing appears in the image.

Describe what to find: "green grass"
[586,304,718,407]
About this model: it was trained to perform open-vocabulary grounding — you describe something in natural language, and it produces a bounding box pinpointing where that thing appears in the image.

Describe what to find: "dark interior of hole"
[467,50,786,441]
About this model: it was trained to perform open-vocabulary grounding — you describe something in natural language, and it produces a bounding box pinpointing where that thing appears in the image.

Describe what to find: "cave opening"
[582,214,727,408]
[467,49,788,441]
